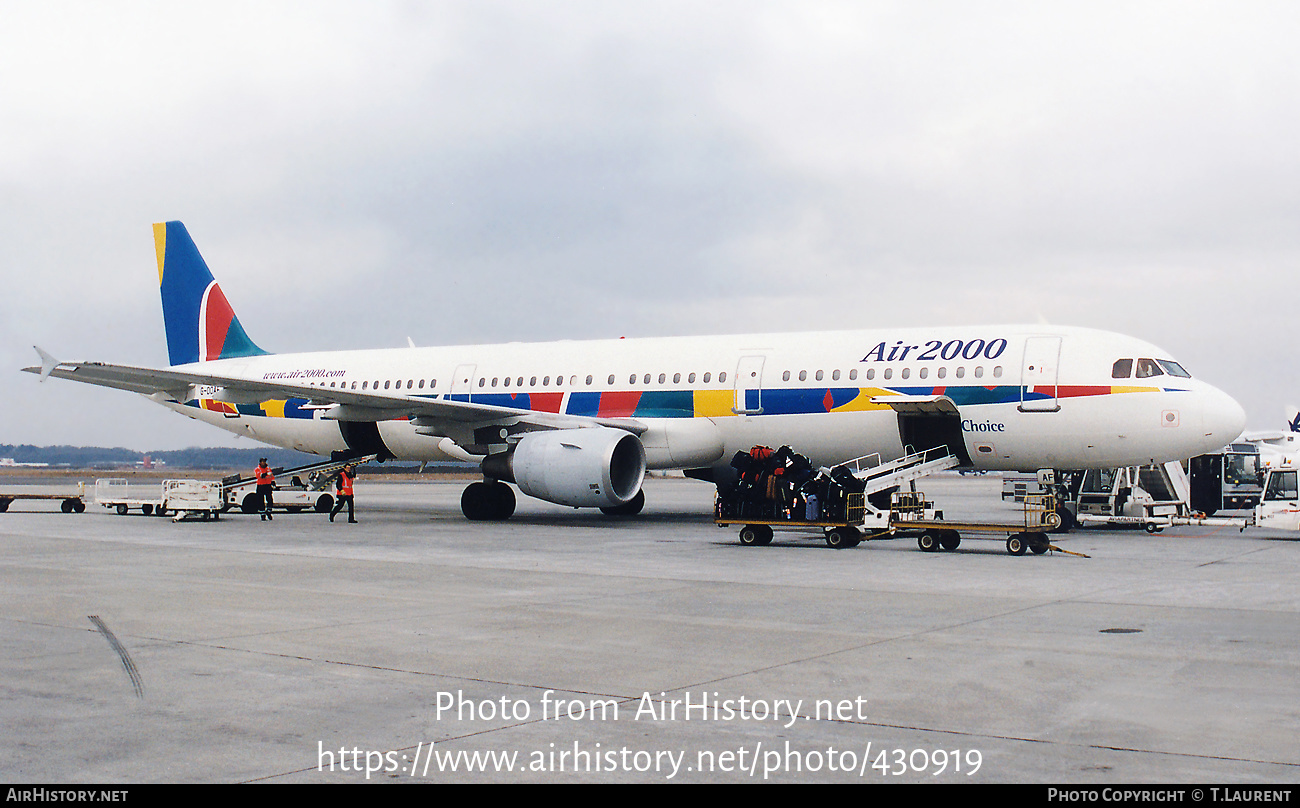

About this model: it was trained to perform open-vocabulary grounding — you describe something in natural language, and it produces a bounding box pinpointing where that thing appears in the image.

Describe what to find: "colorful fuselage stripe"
[187,384,1165,420]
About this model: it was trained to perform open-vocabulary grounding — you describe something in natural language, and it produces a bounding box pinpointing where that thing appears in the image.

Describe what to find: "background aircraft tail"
[154,221,268,366]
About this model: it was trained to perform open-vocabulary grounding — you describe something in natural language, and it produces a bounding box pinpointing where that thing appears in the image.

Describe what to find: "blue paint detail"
[158,221,267,366]
[566,392,602,416]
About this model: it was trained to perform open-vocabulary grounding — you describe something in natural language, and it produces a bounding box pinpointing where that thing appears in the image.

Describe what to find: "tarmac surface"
[1,473,1298,784]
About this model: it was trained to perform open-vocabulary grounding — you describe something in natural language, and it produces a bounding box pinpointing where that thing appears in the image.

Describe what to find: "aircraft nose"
[1202,385,1246,447]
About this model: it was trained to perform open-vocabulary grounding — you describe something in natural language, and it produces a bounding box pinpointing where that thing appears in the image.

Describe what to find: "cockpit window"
[1111,359,1133,379]
[1135,358,1164,378]
[1157,359,1191,378]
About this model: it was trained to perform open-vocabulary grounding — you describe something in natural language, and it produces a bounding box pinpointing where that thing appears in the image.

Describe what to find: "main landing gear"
[461,481,516,521]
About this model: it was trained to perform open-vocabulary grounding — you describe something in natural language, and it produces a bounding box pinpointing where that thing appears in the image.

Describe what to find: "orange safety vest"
[256,465,275,486]
[336,470,354,496]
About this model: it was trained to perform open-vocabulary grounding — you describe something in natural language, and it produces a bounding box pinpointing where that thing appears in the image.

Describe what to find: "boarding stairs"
[837,446,960,500]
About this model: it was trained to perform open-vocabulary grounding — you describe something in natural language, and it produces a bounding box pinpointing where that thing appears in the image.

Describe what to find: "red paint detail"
[598,390,642,418]
[528,392,564,413]
[823,389,834,412]
[932,386,946,395]
[204,284,235,361]
[1056,386,1111,398]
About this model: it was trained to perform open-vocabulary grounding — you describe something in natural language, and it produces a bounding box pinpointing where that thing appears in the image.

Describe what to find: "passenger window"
[783,371,791,381]
[719,372,727,383]
[865,369,874,380]
[918,367,928,379]
[1135,358,1164,378]
[832,369,840,381]
[955,367,965,379]
[703,373,711,383]
[1112,359,1133,379]
[608,374,615,385]
[504,377,511,387]
[586,375,593,385]
[883,368,893,380]
[974,366,984,378]
[688,373,696,383]
[418,379,424,389]
[901,368,910,379]
[993,366,1002,378]
[673,373,681,384]
[937,367,947,379]
[815,370,824,381]
[658,373,666,384]
[849,369,857,381]
[799,370,807,381]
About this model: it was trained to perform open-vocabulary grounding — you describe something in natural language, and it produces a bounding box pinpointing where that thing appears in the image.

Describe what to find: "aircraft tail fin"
[154,221,269,366]
[1286,405,1300,433]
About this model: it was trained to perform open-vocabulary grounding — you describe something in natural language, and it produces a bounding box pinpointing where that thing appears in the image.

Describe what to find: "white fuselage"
[159,324,1245,473]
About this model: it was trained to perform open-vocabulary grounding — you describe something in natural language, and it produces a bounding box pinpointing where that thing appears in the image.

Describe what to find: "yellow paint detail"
[830,388,894,413]
[153,222,167,286]
[693,389,735,418]
[1111,386,1160,394]
[260,400,287,418]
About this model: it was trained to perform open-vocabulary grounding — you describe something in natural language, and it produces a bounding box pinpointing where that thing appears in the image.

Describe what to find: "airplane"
[24,221,1246,521]
[1241,406,1300,469]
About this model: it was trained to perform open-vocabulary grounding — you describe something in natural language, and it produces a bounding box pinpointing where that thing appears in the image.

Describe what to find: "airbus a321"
[25,222,1246,521]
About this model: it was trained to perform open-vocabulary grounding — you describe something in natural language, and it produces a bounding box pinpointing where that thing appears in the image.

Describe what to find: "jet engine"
[482,427,646,508]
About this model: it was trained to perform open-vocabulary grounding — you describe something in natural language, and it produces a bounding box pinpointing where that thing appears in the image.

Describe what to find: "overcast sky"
[3,1,1298,451]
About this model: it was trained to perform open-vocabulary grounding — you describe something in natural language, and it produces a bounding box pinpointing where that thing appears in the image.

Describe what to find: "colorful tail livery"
[154,221,268,366]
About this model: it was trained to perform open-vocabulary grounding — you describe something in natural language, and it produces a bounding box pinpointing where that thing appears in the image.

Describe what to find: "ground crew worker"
[330,464,357,523]
[255,458,276,521]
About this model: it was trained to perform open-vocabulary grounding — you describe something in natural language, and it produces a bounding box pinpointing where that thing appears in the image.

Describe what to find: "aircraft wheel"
[462,482,515,521]
[315,494,334,513]
[1006,534,1028,555]
[1052,507,1075,533]
[939,530,961,551]
[601,488,645,517]
[917,531,941,552]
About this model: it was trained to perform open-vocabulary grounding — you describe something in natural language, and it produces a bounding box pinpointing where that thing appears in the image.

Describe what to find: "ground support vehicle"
[94,478,223,520]
[716,447,959,549]
[221,454,376,515]
[890,491,1070,556]
[0,483,87,513]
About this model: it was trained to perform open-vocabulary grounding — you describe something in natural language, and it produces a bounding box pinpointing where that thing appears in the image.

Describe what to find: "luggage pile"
[718,445,866,523]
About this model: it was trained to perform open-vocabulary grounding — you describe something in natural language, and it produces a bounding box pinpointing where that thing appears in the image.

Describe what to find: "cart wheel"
[826,528,858,549]
[739,525,768,546]
[116,504,129,516]
[917,531,941,552]
[154,507,168,517]
[1144,522,1161,534]
[74,500,85,513]
[939,530,961,551]
[315,494,334,513]
[241,493,260,514]
[61,499,74,513]
[1029,533,1050,554]
[142,504,153,516]
[1006,534,1028,555]
[0,499,10,513]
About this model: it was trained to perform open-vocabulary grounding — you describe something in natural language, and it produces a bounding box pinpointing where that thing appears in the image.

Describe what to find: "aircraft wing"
[21,352,647,437]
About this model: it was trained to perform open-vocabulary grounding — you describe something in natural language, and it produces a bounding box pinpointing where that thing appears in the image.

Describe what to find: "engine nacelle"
[483,427,646,508]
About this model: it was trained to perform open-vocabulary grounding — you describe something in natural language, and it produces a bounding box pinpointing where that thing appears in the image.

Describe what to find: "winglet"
[33,345,60,382]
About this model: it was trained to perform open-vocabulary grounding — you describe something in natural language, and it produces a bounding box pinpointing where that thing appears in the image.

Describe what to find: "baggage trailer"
[94,478,224,520]
[717,493,884,548]
[890,491,1070,556]
[0,484,87,513]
